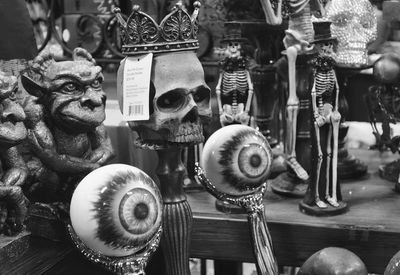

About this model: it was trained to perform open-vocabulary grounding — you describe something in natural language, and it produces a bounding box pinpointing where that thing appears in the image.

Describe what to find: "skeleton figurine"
[20,48,114,204]
[301,21,345,214]
[216,25,254,127]
[259,0,326,181]
[0,72,28,235]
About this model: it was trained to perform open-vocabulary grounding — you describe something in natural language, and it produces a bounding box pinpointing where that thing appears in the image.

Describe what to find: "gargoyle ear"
[73,47,96,65]
[21,74,46,98]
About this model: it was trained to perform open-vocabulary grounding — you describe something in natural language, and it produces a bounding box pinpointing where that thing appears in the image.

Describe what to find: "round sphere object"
[200,125,272,196]
[70,164,162,257]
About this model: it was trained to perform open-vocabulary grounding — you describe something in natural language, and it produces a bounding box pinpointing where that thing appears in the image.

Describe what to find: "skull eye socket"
[331,13,351,27]
[360,17,373,29]
[157,89,186,111]
[193,86,210,103]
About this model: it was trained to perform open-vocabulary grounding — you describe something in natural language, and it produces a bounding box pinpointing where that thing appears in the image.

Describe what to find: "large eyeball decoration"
[201,125,272,196]
[70,164,162,257]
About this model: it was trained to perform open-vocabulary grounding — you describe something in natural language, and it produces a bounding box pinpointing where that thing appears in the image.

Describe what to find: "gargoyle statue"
[0,71,29,235]
[20,48,114,204]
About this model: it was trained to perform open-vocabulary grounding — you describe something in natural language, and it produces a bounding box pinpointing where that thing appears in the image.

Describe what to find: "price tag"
[122,53,153,121]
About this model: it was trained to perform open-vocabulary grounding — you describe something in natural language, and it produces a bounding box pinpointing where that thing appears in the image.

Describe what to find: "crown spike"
[113,8,127,29]
[118,2,200,55]
[175,1,183,9]
[191,1,201,22]
[132,5,140,12]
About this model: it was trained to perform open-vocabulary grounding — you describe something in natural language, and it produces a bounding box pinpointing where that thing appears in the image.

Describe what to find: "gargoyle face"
[22,48,106,134]
[0,72,27,147]
[119,51,212,149]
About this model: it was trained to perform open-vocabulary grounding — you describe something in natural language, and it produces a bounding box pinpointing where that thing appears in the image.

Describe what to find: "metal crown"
[114,1,201,55]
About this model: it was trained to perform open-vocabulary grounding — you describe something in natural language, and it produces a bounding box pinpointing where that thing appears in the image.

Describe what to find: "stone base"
[215,199,245,214]
[299,201,348,217]
[270,172,308,198]
[0,231,30,272]
[27,203,69,242]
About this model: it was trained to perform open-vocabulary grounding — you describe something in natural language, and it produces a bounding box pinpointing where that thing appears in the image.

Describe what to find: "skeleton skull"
[119,51,211,149]
[225,42,242,58]
[326,0,377,66]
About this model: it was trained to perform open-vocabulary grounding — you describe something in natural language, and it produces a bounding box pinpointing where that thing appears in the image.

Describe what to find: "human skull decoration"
[225,42,242,59]
[118,51,212,149]
[326,0,377,67]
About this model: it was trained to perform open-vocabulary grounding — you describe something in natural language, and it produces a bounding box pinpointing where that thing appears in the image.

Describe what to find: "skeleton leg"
[325,125,332,198]
[327,112,341,207]
[314,122,327,208]
[325,124,339,207]
[286,45,309,181]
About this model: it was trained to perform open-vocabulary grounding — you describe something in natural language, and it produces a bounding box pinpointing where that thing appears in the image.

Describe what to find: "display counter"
[2,149,399,274]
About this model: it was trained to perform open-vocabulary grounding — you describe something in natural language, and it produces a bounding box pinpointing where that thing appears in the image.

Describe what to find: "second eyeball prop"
[201,124,272,196]
[70,164,163,257]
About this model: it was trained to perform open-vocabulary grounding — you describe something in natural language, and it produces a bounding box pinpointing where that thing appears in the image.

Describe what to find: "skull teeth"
[171,124,204,143]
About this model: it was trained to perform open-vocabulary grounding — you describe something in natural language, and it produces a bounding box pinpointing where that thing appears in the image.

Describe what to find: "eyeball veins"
[201,125,272,196]
[70,164,162,257]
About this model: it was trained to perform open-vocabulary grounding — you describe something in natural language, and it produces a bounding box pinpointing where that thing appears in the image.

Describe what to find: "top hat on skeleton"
[311,20,337,44]
[221,22,249,44]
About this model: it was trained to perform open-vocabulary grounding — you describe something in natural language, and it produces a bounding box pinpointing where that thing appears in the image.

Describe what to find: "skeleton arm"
[333,70,340,112]
[88,124,115,166]
[286,45,300,108]
[311,78,319,117]
[311,72,327,127]
[216,73,223,114]
[245,70,254,112]
[259,0,282,25]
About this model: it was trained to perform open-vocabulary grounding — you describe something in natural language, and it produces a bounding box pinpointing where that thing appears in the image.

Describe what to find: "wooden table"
[189,149,400,274]
[2,149,400,274]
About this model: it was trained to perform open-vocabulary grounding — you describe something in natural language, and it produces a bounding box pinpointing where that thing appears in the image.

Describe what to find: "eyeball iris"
[70,164,162,257]
[119,188,158,235]
[201,124,272,196]
[238,144,269,178]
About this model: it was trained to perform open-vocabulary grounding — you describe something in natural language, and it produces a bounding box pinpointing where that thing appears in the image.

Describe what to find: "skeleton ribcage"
[315,70,335,111]
[221,70,248,107]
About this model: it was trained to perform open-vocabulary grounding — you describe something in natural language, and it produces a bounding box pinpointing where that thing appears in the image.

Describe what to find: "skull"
[119,51,211,149]
[225,42,242,58]
[326,0,377,66]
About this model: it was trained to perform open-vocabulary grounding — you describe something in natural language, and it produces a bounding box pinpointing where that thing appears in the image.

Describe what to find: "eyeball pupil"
[250,154,261,168]
[134,202,149,220]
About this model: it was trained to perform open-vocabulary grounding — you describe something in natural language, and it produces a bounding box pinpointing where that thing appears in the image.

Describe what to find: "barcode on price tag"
[122,53,153,121]
[128,104,144,116]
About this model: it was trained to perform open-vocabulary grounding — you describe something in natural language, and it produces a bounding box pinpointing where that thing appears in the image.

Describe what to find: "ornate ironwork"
[114,2,201,55]
[68,225,162,275]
